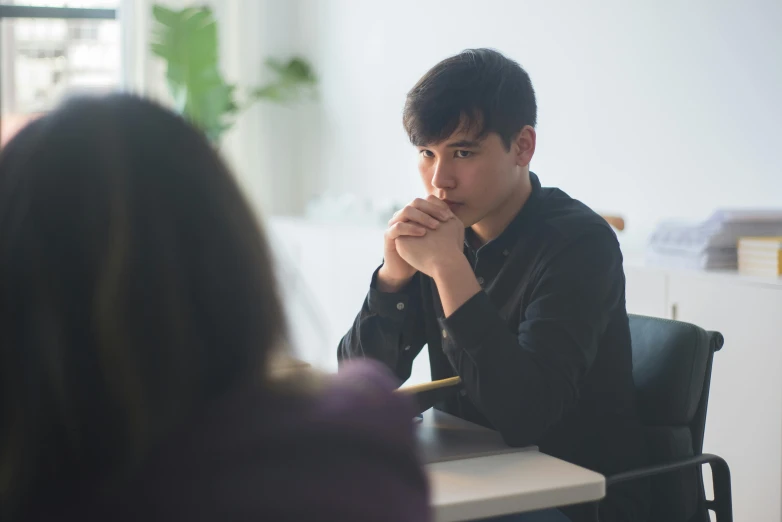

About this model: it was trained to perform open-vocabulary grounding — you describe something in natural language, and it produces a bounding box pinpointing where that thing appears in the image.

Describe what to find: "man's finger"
[388,206,440,229]
[425,194,450,208]
[410,197,452,221]
[386,221,427,240]
[425,195,456,215]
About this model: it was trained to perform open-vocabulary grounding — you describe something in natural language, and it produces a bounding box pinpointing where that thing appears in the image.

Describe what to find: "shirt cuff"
[367,266,417,321]
[438,290,506,357]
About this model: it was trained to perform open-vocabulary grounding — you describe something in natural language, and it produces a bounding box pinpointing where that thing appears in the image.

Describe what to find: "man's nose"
[431,159,456,190]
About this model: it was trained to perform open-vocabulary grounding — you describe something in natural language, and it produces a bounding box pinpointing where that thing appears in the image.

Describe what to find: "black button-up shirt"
[339,173,649,522]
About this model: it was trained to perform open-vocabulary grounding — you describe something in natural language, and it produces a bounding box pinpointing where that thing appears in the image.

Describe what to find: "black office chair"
[591,314,733,522]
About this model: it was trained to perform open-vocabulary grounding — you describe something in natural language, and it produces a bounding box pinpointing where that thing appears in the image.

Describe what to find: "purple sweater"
[27,360,431,522]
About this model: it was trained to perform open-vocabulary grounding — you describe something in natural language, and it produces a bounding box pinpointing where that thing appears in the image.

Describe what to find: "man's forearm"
[438,291,572,447]
[431,256,482,317]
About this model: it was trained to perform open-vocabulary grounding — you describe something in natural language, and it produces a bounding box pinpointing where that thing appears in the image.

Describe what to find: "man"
[338,49,649,522]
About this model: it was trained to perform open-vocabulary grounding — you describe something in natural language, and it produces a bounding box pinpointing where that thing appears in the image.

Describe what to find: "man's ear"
[513,126,536,168]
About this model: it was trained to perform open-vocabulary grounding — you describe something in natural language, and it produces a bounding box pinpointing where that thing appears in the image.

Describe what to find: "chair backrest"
[628,314,724,522]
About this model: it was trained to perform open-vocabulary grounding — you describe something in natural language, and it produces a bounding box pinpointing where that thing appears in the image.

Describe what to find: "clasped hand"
[385,195,465,279]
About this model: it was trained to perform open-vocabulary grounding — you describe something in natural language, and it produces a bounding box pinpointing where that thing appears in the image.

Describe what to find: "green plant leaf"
[151,4,234,142]
[151,4,318,143]
[250,56,318,105]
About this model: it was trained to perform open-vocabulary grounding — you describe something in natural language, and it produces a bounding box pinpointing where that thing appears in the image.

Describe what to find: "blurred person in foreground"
[0,94,429,522]
[339,49,650,522]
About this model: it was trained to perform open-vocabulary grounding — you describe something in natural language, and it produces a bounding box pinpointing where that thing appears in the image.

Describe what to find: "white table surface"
[421,410,606,522]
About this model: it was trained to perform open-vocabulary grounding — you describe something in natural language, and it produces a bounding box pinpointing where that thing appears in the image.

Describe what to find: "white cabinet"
[268,217,432,384]
[626,264,782,522]
[669,274,782,522]
[624,264,669,318]
[268,218,383,371]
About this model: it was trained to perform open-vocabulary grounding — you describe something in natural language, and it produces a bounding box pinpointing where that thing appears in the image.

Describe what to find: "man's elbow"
[497,423,546,448]
[479,376,578,448]
[493,402,569,448]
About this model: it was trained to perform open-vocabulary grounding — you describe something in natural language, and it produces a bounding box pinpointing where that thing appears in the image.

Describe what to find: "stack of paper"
[647,209,782,270]
[738,237,782,278]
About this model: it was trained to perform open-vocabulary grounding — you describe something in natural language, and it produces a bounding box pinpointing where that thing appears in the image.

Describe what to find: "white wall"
[291,0,782,252]
[222,0,308,218]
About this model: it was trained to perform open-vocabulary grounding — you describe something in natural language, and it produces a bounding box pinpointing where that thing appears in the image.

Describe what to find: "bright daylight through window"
[0,0,120,145]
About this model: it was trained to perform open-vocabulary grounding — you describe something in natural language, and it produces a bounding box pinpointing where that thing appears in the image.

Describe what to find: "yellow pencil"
[397,376,462,394]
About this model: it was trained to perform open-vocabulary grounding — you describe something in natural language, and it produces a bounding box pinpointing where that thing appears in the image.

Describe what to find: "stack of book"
[738,237,782,278]
[647,209,782,271]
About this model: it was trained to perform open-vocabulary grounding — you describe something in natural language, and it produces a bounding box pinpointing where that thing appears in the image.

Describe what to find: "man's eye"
[455,150,472,158]
[420,150,434,158]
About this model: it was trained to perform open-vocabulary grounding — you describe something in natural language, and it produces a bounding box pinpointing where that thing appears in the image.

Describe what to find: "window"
[0,1,120,145]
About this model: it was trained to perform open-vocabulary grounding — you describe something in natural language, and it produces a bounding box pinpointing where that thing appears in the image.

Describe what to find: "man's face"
[417,128,522,228]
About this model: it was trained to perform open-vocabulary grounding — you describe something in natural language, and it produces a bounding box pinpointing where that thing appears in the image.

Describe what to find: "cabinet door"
[270,220,339,370]
[268,220,432,383]
[624,265,668,318]
[668,274,782,522]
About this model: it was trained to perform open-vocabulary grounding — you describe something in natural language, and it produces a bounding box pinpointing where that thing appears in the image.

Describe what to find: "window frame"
[0,3,118,144]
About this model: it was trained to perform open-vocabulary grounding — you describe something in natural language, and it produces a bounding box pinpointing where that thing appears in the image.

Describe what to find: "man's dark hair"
[403,48,537,150]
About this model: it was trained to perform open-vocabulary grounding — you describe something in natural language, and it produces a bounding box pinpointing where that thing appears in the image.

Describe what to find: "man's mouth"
[442,199,463,210]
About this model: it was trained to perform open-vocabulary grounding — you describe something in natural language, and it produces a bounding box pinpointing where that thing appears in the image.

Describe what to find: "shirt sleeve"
[337,266,427,383]
[439,229,625,446]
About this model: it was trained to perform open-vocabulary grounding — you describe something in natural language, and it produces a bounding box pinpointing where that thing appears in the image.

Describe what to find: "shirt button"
[502,249,510,256]
[396,302,405,310]
[442,329,448,339]
[404,345,411,351]
[460,389,468,397]
[477,276,485,286]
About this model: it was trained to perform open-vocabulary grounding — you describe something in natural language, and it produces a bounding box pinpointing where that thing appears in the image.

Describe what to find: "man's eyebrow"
[446,139,481,148]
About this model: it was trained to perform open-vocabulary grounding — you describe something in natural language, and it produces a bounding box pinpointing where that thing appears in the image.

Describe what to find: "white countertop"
[416,409,536,464]
[421,410,605,522]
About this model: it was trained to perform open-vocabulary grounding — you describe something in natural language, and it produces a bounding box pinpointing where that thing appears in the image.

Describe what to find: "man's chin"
[455,214,476,228]
[445,204,476,227]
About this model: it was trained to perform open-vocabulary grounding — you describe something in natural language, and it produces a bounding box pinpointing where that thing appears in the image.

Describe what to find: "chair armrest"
[606,453,726,487]
[589,453,732,522]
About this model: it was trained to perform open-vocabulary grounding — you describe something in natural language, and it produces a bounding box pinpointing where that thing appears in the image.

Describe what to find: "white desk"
[421,410,605,522]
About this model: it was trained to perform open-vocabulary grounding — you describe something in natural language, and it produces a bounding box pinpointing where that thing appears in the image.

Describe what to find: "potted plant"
[150,4,316,143]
